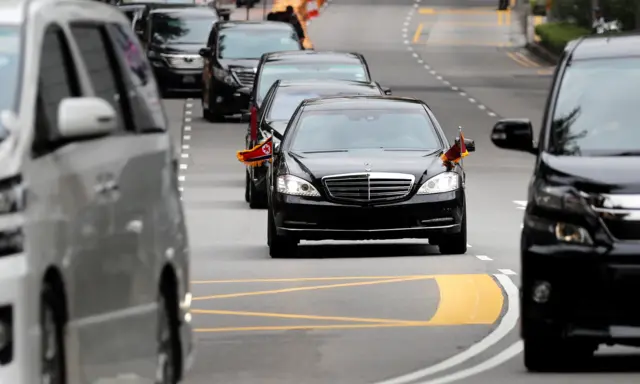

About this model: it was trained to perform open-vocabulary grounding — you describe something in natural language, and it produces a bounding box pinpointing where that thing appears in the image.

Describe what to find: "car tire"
[40,284,66,384]
[438,210,467,255]
[268,208,298,258]
[524,336,594,372]
[156,293,180,384]
[245,171,250,203]
[248,175,267,209]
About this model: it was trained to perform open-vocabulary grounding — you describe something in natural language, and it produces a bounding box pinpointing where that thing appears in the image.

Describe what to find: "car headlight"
[416,172,459,194]
[532,185,590,214]
[213,67,237,86]
[555,222,593,245]
[0,182,24,214]
[277,175,320,197]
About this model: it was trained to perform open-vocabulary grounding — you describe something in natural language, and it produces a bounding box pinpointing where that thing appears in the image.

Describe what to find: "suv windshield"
[0,25,21,138]
[550,57,640,156]
[151,13,215,45]
[289,109,440,152]
[217,29,300,60]
[257,62,369,102]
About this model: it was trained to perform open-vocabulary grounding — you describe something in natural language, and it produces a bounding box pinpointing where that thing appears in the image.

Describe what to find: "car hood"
[218,58,259,70]
[284,149,447,182]
[149,43,203,55]
[542,153,640,193]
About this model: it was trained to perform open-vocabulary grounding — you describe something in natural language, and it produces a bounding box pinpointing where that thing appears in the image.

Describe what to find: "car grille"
[322,172,415,203]
[232,68,255,87]
[589,193,640,241]
[163,54,203,69]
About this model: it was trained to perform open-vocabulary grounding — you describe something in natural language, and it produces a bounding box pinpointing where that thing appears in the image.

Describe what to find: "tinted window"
[289,109,440,152]
[267,88,379,121]
[218,29,300,59]
[0,26,21,115]
[550,58,640,156]
[151,14,216,45]
[258,63,368,101]
[71,24,128,131]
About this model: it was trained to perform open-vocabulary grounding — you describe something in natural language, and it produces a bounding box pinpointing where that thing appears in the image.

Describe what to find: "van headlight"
[277,175,320,197]
[0,181,23,214]
[416,172,459,194]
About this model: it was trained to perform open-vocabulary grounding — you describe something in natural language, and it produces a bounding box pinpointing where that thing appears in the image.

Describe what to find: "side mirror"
[57,97,117,139]
[464,138,475,152]
[491,118,536,154]
[198,47,212,58]
[382,86,392,95]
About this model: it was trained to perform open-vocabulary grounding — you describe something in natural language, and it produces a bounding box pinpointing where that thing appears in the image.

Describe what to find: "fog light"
[532,281,551,303]
[555,222,592,245]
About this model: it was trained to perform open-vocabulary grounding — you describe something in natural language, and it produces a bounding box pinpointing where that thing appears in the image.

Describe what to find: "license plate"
[183,76,195,84]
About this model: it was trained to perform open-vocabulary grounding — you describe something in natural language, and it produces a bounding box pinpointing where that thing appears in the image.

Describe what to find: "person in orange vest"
[285,5,306,41]
[498,0,508,10]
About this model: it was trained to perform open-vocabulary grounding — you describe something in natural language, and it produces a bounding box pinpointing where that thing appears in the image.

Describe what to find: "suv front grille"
[590,193,640,241]
[322,173,415,203]
[232,69,255,87]
[163,54,203,69]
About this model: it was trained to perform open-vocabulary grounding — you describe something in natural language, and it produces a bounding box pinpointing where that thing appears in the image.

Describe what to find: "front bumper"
[521,218,640,345]
[209,79,251,115]
[273,190,464,241]
[0,255,39,384]
[152,66,202,92]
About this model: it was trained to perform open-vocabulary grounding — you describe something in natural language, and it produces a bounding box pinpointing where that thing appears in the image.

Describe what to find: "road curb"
[525,42,558,65]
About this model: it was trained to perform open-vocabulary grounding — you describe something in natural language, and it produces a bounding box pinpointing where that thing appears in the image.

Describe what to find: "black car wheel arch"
[436,206,467,255]
[268,209,298,258]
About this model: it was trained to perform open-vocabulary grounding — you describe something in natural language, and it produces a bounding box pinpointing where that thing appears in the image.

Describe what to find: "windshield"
[218,29,300,60]
[257,63,369,101]
[289,109,440,152]
[267,89,379,121]
[550,58,640,156]
[151,14,215,45]
[0,26,20,114]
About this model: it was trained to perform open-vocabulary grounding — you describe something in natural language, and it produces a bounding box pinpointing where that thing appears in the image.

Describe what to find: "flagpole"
[458,126,463,168]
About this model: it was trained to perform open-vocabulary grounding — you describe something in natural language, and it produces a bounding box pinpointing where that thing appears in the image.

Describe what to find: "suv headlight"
[213,67,237,86]
[416,172,459,194]
[277,175,320,197]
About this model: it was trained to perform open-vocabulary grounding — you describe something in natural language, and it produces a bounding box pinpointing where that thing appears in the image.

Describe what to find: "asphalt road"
[162,0,640,383]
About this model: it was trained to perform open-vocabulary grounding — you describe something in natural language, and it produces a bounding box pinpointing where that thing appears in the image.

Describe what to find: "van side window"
[33,24,81,157]
[69,23,134,132]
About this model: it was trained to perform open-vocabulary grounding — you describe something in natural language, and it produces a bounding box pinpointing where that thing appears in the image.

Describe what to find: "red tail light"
[250,105,258,141]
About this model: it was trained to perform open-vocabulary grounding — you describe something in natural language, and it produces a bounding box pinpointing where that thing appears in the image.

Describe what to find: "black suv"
[491,33,640,371]
[199,21,304,121]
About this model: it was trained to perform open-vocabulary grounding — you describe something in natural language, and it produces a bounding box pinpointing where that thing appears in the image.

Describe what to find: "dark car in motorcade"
[490,33,640,371]
[199,21,304,121]
[118,1,229,35]
[266,96,475,258]
[143,6,218,95]
[245,50,391,139]
[245,79,386,208]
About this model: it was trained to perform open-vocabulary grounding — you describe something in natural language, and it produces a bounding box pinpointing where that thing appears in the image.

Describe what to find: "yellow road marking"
[192,275,431,284]
[192,276,431,301]
[413,23,424,43]
[192,309,420,324]
[506,51,532,67]
[515,52,540,67]
[506,9,511,25]
[195,323,435,332]
[428,275,503,325]
[497,10,511,26]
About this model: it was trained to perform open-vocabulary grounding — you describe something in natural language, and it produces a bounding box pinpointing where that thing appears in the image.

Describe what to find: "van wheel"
[41,285,66,384]
[156,294,179,384]
[268,209,297,258]
[245,171,250,203]
[438,211,467,255]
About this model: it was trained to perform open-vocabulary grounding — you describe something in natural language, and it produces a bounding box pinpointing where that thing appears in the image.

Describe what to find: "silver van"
[0,0,194,383]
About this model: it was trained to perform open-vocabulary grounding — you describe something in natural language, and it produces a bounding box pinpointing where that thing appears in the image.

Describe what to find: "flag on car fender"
[441,129,468,164]
[236,136,273,166]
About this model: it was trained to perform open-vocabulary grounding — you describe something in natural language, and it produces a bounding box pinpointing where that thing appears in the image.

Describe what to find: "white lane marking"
[402,28,407,32]
[412,53,419,58]
[182,144,190,149]
[498,269,517,275]
[443,80,450,86]
[186,103,193,108]
[181,153,189,158]
[417,342,523,384]
[436,76,442,80]
[478,105,486,110]
[413,3,418,7]
[179,187,184,192]
[429,70,436,75]
[513,200,527,210]
[408,46,413,51]
[459,92,466,97]
[373,274,519,384]
[404,21,409,26]
[451,86,458,91]
[185,110,192,115]
[417,59,424,64]
[403,34,408,39]
[404,40,409,45]
[488,111,497,117]
[178,176,186,182]
[468,98,476,103]
[187,98,193,101]
[184,135,191,140]
[424,65,430,69]
[184,126,192,131]
[180,164,188,170]
[185,117,192,123]
[476,255,492,261]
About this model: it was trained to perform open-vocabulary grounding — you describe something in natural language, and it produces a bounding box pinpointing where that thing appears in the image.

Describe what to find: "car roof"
[275,79,381,93]
[301,96,426,111]
[150,6,215,16]
[264,50,364,64]
[218,20,295,31]
[1,0,129,25]
[568,32,640,61]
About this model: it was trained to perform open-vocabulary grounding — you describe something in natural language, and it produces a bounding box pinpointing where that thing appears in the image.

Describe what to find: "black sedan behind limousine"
[266,96,475,258]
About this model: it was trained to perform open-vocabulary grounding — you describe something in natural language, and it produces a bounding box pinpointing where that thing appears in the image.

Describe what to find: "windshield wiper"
[300,149,349,154]
[606,151,640,156]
